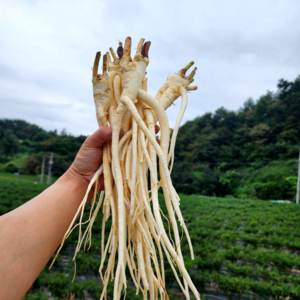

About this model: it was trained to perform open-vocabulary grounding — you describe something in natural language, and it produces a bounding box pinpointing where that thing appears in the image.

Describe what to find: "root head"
[123,37,132,58]
[141,41,151,58]
[102,54,108,74]
[187,67,197,82]
[93,51,101,78]
[178,61,194,78]
[117,42,123,59]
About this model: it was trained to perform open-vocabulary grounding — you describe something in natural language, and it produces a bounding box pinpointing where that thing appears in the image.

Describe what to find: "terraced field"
[1,174,300,299]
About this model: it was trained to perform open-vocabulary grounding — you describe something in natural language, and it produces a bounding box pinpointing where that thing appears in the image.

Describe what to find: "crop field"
[1,174,300,299]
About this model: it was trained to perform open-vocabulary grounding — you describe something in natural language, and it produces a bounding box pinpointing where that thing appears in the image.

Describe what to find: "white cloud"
[0,0,299,135]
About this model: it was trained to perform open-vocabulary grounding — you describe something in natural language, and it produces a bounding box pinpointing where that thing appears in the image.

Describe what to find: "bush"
[5,163,18,173]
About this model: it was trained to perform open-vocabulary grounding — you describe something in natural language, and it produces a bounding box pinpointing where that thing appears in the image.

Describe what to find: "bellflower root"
[51,37,199,300]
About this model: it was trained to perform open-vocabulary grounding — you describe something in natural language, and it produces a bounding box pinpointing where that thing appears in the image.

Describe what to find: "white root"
[130,119,138,216]
[52,37,200,300]
[112,103,128,298]
[168,86,188,167]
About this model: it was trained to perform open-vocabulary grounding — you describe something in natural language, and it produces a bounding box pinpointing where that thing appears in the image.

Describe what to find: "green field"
[1,173,300,299]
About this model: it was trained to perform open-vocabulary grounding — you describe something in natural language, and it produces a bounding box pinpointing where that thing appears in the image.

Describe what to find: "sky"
[0,0,299,136]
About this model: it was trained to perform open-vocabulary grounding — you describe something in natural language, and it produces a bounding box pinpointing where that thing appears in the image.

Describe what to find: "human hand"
[65,125,160,191]
[66,127,113,190]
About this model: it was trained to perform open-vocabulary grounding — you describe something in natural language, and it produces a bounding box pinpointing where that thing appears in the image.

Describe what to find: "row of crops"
[181,196,300,299]
[1,176,300,299]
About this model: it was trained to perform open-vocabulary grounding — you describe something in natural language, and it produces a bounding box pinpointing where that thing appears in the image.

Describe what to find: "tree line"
[1,75,299,199]
[0,120,85,177]
[172,75,300,199]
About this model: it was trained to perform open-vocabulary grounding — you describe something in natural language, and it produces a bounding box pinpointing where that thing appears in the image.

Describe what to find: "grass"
[1,172,300,299]
[0,172,57,184]
[173,194,300,299]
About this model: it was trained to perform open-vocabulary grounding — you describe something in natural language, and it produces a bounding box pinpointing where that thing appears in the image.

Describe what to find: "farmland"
[1,174,300,299]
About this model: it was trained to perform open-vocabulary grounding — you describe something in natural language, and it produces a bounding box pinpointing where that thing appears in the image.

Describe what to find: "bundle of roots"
[50,36,200,300]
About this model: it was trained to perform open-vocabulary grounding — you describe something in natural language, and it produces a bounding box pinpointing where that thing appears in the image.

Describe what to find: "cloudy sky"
[0,0,299,136]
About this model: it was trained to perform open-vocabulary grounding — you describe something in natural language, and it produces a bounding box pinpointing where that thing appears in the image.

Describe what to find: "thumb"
[84,127,113,148]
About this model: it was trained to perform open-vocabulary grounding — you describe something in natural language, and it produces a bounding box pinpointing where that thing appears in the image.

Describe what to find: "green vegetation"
[0,175,48,215]
[1,176,300,299]
[1,75,299,200]
[173,75,300,199]
[0,120,85,177]
[182,195,300,299]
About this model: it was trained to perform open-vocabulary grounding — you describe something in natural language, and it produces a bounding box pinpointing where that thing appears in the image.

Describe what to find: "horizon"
[2,73,297,138]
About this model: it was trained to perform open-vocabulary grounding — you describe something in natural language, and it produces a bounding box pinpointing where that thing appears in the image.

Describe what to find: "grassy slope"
[233,160,298,200]
[1,175,300,299]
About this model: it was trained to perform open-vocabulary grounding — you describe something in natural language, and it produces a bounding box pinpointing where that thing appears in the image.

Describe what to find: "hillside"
[172,75,300,199]
[1,75,299,200]
[0,120,86,177]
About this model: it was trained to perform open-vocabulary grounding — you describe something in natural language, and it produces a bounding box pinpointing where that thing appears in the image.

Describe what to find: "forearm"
[0,169,88,300]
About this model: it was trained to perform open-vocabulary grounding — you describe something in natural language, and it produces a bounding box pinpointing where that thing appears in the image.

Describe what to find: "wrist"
[60,165,89,191]
[60,166,99,205]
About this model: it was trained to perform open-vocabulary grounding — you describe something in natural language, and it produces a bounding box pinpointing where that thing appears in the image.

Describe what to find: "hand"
[66,127,113,189]
[65,125,160,190]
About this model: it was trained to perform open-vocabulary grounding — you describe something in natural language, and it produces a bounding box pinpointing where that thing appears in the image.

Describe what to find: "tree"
[0,129,20,158]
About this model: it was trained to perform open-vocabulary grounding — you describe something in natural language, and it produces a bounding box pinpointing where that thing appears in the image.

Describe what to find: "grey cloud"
[0,95,70,109]
[0,63,60,91]
[0,94,96,135]
[0,63,22,81]
[0,0,299,135]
